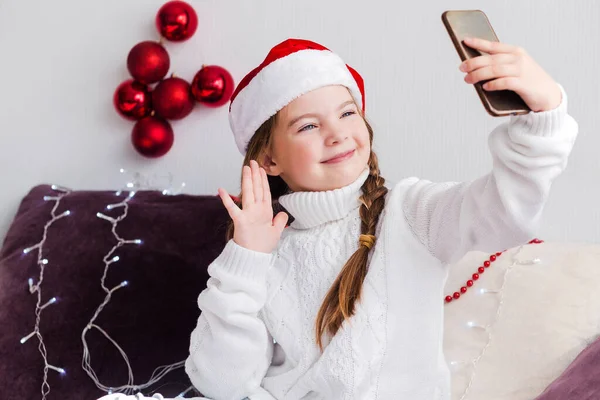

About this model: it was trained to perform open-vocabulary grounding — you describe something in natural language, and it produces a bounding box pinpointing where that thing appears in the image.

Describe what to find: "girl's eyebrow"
[287,100,356,128]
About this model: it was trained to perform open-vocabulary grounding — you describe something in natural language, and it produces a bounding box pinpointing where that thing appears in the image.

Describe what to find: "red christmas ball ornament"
[127,41,170,84]
[131,116,174,158]
[152,76,195,120]
[191,65,235,107]
[156,1,198,42]
[113,80,153,120]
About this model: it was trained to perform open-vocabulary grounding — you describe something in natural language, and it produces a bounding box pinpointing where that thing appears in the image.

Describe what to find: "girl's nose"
[323,123,348,146]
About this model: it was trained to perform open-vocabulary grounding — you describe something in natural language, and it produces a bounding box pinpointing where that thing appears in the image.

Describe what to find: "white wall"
[1,0,599,243]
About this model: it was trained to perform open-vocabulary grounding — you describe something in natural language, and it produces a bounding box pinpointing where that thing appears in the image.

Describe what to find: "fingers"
[218,188,241,219]
[481,77,523,92]
[241,165,254,208]
[460,53,516,73]
[462,37,522,55]
[242,160,269,207]
[250,160,263,202]
[273,211,289,232]
[464,63,520,85]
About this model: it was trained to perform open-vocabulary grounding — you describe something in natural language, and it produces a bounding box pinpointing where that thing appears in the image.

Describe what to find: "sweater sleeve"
[401,84,578,264]
[185,239,276,400]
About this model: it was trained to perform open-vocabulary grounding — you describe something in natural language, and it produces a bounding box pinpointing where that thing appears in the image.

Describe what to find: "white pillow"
[443,242,600,400]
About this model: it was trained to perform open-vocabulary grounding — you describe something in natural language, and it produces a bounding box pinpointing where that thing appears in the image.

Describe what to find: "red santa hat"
[228,38,365,155]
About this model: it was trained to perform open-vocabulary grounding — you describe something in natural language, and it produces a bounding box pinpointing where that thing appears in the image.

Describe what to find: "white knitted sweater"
[185,86,578,400]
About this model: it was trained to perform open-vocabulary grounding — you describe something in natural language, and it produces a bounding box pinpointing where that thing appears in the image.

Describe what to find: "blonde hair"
[226,109,388,352]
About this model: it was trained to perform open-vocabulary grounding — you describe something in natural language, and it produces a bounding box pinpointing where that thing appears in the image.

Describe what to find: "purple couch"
[0,185,231,399]
[2,184,599,400]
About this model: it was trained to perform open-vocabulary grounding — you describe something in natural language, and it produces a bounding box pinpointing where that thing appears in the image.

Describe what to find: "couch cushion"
[0,185,230,399]
[534,333,600,399]
[444,242,600,399]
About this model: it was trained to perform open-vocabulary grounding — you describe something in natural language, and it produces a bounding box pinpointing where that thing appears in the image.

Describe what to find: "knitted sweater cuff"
[209,239,274,283]
[510,83,568,138]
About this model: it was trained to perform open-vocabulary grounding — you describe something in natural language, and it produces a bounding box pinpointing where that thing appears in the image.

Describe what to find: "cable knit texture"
[185,85,578,400]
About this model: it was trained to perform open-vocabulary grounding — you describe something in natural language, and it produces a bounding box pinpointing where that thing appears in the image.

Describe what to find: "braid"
[315,150,389,350]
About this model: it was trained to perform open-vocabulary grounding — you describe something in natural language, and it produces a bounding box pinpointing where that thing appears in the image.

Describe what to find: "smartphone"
[441,10,530,117]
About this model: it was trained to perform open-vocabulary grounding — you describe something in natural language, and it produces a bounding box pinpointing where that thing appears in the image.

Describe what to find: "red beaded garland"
[444,239,544,303]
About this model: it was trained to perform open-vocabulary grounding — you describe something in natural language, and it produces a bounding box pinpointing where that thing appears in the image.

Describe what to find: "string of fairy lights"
[447,243,543,400]
[20,185,72,400]
[20,170,195,399]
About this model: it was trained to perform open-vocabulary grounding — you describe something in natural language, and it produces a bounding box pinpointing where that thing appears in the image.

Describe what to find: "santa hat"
[228,38,365,155]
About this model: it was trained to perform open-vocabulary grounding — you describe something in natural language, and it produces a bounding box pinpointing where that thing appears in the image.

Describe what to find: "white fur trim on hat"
[229,49,363,155]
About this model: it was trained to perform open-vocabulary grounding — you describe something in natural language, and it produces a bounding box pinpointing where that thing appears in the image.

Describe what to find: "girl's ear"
[261,152,282,177]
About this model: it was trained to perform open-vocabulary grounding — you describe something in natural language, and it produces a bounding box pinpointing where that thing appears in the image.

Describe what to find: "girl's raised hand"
[459,37,562,112]
[218,160,289,254]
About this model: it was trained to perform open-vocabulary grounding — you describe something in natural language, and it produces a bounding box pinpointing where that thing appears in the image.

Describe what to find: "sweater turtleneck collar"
[278,167,370,230]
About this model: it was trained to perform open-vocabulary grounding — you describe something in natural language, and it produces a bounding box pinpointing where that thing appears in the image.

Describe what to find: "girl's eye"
[299,124,317,132]
[298,111,355,132]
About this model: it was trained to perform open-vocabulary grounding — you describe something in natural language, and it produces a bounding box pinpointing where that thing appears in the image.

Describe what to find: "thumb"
[273,211,289,233]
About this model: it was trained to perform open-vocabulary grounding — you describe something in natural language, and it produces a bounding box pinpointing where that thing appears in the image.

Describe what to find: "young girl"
[100,37,577,400]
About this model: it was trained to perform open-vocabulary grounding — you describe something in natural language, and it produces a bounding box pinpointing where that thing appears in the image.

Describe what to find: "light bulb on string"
[48,365,66,375]
[479,288,499,295]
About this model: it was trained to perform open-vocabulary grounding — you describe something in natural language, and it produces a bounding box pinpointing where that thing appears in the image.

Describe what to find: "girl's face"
[263,85,371,192]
